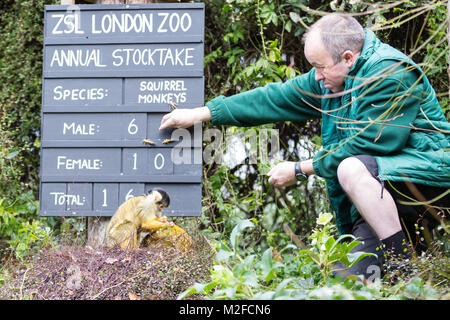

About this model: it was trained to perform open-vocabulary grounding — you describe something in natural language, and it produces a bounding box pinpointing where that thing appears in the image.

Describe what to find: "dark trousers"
[334,155,449,280]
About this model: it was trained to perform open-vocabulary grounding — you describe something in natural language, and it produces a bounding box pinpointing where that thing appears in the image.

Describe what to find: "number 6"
[128,118,138,135]
[125,189,134,201]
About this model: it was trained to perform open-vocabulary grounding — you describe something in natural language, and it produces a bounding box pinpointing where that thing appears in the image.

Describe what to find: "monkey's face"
[148,189,170,214]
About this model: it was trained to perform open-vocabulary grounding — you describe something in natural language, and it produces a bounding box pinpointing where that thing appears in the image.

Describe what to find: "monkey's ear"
[145,189,158,203]
[154,189,170,207]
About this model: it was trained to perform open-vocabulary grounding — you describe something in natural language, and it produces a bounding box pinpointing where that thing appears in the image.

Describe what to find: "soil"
[0,239,214,300]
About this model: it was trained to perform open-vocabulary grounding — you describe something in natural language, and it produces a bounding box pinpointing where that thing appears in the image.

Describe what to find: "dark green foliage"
[0,0,448,299]
[0,0,58,199]
[200,0,449,251]
[0,0,447,248]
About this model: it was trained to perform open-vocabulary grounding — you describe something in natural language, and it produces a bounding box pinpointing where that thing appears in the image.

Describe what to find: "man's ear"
[342,50,357,67]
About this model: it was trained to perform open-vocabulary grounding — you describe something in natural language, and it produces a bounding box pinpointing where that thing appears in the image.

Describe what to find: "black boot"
[380,230,413,281]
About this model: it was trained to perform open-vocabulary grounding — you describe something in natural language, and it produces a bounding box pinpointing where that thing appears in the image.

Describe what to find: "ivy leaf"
[5,150,19,159]
[285,66,296,79]
[285,20,292,33]
[289,12,301,23]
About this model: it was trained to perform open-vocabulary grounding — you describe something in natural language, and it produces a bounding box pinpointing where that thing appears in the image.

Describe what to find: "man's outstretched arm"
[159,106,211,130]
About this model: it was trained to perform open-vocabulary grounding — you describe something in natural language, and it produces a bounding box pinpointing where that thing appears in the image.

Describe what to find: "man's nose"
[315,69,325,82]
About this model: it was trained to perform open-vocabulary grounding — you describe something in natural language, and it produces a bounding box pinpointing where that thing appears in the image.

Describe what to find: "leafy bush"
[179,215,448,300]
[0,190,85,260]
[179,214,372,299]
[0,0,59,199]
[7,219,53,260]
[0,191,52,259]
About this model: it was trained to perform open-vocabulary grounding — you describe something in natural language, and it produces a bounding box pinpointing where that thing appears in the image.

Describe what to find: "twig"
[19,267,30,300]
[301,98,447,134]
[293,0,408,18]
[282,223,308,250]
[89,272,142,300]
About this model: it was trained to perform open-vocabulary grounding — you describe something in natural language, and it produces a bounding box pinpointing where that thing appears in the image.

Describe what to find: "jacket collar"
[347,28,379,76]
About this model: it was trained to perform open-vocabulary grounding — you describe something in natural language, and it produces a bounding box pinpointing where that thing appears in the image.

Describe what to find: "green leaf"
[33,138,41,148]
[324,236,335,252]
[285,20,292,33]
[211,265,235,284]
[177,283,207,300]
[5,150,19,159]
[261,248,273,273]
[274,278,295,298]
[241,270,259,287]
[311,135,322,147]
[286,66,296,79]
[346,251,377,267]
[269,50,276,62]
[289,12,301,23]
[230,219,254,250]
[216,247,234,261]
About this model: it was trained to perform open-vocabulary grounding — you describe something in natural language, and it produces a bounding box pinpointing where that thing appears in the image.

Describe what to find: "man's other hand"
[267,161,297,187]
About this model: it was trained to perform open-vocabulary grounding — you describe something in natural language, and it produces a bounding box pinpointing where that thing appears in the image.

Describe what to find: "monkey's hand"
[141,218,174,231]
[157,216,175,226]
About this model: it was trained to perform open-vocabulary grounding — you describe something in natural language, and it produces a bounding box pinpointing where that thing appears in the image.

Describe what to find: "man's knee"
[337,156,371,192]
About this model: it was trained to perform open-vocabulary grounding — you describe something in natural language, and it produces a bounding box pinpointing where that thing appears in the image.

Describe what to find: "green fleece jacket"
[206,29,450,235]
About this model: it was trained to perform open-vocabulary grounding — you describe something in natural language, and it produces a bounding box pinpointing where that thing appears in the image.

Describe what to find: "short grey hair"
[302,13,365,63]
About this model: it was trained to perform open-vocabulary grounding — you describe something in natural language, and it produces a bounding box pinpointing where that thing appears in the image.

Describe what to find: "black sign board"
[39,3,204,217]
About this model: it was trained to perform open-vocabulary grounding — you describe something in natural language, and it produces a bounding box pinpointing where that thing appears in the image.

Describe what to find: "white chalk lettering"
[51,14,84,35]
[157,13,169,33]
[137,92,186,104]
[157,12,191,33]
[91,13,153,34]
[57,156,102,170]
[51,12,192,36]
[53,86,106,101]
[139,80,187,92]
[50,49,106,68]
[63,122,97,135]
[50,192,85,206]
[89,12,191,34]
[111,48,195,67]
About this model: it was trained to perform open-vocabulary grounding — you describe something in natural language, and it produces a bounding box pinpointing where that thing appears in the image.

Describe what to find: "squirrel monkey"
[106,189,171,249]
